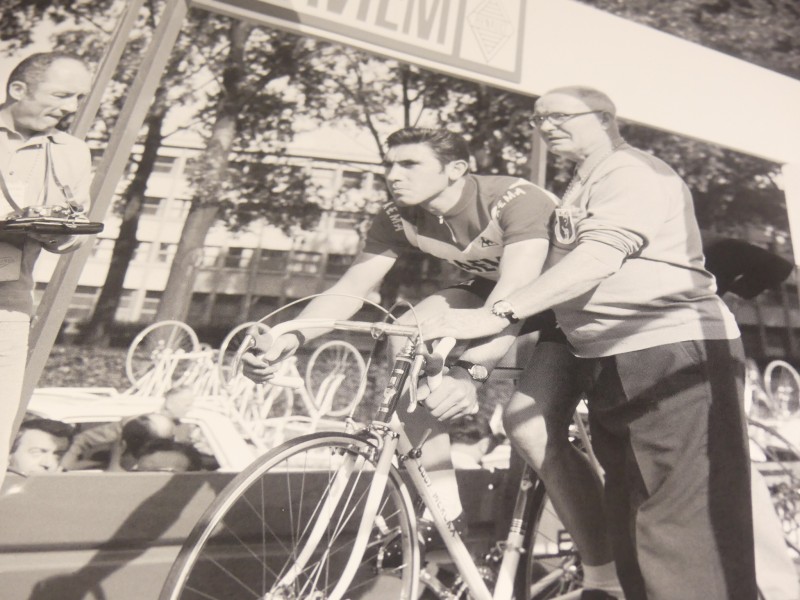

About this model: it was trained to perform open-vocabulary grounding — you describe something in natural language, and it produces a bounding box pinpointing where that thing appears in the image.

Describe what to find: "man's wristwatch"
[450,360,490,383]
[491,300,520,324]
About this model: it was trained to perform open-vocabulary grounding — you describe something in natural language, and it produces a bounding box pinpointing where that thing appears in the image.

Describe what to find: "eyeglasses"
[529,110,601,128]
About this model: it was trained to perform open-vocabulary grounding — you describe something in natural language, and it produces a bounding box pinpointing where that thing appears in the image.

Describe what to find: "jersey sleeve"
[496,184,557,245]
[361,202,416,256]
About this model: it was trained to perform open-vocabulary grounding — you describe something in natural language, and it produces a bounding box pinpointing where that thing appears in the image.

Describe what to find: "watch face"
[469,365,489,382]
[492,300,515,319]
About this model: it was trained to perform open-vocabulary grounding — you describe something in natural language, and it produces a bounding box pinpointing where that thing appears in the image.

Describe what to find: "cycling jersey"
[363,174,557,280]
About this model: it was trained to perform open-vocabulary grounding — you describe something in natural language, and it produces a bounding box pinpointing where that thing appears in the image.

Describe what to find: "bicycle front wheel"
[160,432,419,600]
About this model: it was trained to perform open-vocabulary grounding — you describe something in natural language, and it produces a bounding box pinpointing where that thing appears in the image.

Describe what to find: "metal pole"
[18,0,190,426]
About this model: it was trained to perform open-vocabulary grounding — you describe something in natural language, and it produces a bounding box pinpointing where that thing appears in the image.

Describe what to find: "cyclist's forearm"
[457,327,521,371]
[288,292,366,343]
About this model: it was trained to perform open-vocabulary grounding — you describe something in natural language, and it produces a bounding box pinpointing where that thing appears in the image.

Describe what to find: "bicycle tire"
[217,321,262,389]
[516,479,583,599]
[763,360,800,417]
[125,320,200,389]
[749,418,800,557]
[304,340,367,417]
[160,432,420,600]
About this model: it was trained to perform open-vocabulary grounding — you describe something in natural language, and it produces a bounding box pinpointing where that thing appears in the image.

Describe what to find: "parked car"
[0,387,507,600]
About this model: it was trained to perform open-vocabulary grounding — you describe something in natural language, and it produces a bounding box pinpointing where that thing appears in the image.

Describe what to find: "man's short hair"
[540,86,617,117]
[121,413,175,459]
[12,418,75,453]
[135,439,203,472]
[386,127,471,167]
[6,51,86,96]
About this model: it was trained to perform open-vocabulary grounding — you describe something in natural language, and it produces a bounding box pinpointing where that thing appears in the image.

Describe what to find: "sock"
[419,469,463,522]
[582,561,624,598]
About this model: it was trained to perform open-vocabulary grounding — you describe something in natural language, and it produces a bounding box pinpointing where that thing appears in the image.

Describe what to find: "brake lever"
[406,337,457,413]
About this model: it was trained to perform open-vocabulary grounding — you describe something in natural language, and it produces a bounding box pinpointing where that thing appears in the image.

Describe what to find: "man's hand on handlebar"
[422,369,480,421]
[241,331,303,383]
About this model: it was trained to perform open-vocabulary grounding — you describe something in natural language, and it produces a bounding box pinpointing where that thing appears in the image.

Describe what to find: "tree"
[155,21,324,324]
[577,0,796,241]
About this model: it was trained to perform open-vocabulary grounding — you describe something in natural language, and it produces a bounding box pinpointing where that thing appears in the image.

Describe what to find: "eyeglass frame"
[529,110,602,128]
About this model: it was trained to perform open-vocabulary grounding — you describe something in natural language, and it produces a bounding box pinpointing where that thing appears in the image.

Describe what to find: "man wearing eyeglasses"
[423,86,756,599]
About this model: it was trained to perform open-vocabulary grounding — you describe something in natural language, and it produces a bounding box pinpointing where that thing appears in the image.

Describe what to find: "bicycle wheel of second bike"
[160,432,420,600]
[304,340,367,417]
[517,480,583,599]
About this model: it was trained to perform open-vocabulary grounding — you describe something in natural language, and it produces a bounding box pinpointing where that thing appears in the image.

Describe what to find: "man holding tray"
[0,52,93,488]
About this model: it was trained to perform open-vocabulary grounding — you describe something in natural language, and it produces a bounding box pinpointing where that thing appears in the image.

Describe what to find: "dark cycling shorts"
[446,277,560,336]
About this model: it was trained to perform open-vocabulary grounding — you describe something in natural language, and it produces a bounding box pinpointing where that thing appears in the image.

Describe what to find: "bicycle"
[159,317,585,600]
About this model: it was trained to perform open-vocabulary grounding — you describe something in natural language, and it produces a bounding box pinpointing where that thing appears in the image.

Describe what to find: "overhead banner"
[192,0,526,83]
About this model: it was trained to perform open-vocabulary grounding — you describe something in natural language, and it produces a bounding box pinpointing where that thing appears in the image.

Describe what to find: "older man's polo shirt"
[0,110,92,316]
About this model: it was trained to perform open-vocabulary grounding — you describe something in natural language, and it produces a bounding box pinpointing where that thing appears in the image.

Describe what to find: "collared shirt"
[0,107,92,317]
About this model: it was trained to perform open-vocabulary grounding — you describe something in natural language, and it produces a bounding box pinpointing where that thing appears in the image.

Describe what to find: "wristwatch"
[450,360,490,383]
[491,300,520,324]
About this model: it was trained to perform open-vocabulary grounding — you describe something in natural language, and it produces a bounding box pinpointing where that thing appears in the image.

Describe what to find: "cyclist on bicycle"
[242,126,558,534]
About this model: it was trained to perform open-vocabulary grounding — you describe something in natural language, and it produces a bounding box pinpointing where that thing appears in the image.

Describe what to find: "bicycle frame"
[224,317,592,600]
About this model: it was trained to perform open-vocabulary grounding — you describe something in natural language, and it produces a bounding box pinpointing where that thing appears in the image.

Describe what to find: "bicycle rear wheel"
[517,479,583,599]
[160,432,419,600]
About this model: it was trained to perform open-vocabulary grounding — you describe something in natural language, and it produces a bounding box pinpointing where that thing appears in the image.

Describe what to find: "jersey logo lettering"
[495,184,527,213]
[453,257,501,273]
[382,201,404,232]
[480,237,499,247]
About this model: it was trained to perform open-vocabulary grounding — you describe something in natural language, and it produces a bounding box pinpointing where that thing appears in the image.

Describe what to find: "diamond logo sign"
[467,0,514,63]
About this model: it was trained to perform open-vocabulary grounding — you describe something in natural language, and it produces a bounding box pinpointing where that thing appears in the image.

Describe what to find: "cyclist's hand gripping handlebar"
[235,323,304,388]
[407,337,463,412]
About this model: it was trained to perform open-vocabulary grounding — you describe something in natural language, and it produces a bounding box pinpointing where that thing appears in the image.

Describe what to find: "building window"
[332,211,360,230]
[201,247,220,268]
[91,238,115,262]
[326,253,354,276]
[288,251,322,275]
[133,242,152,263]
[156,243,176,263]
[141,196,161,215]
[310,167,336,190]
[140,290,163,321]
[164,198,191,220]
[258,249,288,273]
[153,156,175,174]
[340,170,363,191]
[224,247,253,269]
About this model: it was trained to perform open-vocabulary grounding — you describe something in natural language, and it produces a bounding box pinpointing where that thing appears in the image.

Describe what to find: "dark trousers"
[581,338,757,600]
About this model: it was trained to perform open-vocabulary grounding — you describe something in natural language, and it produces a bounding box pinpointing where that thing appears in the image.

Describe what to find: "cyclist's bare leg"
[389,288,484,521]
[503,339,613,568]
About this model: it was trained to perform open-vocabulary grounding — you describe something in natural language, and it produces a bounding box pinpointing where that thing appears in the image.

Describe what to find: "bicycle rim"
[126,320,200,389]
[160,432,419,600]
[749,419,800,556]
[519,480,583,599]
[764,360,800,417]
[304,341,367,417]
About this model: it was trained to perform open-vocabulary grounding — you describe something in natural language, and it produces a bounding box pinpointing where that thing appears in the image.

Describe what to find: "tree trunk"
[154,203,219,323]
[79,107,166,345]
[154,20,253,326]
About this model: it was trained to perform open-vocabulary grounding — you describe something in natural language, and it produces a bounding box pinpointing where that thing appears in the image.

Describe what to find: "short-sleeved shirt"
[363,174,557,280]
[0,109,92,317]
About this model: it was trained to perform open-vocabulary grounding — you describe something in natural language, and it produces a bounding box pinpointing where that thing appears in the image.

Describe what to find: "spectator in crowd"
[0,52,93,489]
[108,413,175,472]
[132,439,203,473]
[61,385,196,470]
[7,418,74,476]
